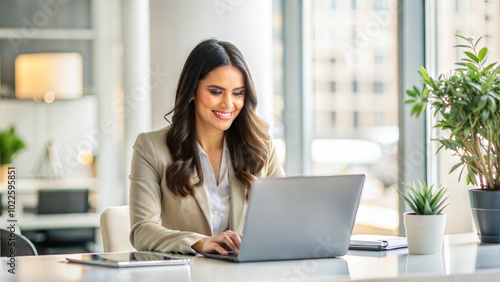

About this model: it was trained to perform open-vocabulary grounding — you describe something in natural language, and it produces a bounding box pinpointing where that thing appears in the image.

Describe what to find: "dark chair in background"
[23,188,95,255]
[0,228,38,256]
[38,188,90,214]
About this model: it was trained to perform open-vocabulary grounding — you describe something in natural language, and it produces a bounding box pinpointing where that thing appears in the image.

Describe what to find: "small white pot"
[404,212,446,255]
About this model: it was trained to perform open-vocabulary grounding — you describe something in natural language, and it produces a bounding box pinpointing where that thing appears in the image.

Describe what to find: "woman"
[129,39,285,255]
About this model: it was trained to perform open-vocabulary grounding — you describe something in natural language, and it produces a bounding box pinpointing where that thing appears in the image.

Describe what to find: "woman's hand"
[192,230,243,255]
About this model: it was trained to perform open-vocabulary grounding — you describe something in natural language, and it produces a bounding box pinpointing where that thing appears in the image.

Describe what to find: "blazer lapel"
[229,168,246,232]
[191,175,214,235]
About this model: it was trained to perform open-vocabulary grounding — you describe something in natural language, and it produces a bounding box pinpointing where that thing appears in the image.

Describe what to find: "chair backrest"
[100,205,136,252]
[38,188,89,214]
[0,229,38,256]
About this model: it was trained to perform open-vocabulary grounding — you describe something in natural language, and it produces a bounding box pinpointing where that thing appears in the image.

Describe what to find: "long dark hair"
[165,38,270,197]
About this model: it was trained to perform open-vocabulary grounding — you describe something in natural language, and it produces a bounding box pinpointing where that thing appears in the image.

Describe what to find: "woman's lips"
[213,110,233,120]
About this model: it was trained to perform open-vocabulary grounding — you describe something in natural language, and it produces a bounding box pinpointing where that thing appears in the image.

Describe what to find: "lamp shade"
[15,53,83,101]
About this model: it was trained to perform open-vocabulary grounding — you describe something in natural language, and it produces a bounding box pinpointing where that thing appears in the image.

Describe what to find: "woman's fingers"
[218,233,240,254]
[193,230,243,255]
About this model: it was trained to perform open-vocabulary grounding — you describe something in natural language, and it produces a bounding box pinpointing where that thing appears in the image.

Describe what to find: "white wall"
[0,96,97,178]
[149,0,274,130]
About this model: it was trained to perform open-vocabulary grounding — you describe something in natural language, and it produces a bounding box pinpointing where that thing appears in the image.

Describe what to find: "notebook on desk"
[349,234,408,251]
[201,174,365,262]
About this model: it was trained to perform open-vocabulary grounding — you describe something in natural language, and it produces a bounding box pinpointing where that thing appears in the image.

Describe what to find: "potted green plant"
[406,35,500,243]
[398,181,449,254]
[0,126,26,182]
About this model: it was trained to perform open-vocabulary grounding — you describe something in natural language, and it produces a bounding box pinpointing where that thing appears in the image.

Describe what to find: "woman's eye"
[233,91,245,96]
[209,89,223,95]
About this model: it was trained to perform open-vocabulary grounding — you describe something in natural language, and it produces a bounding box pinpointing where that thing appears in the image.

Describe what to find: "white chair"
[100,205,136,252]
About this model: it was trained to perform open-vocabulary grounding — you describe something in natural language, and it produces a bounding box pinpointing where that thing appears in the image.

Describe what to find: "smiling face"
[193,65,245,137]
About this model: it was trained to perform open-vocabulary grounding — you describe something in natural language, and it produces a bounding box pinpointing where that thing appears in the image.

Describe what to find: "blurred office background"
[0,0,498,253]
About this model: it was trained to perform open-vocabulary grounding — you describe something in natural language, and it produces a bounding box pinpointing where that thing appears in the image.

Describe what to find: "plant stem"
[475,133,493,189]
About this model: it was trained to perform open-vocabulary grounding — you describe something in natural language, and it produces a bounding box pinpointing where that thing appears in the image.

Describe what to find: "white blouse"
[197,141,230,235]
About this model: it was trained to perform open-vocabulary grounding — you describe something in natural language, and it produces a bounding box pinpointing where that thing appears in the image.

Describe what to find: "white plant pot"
[404,212,446,255]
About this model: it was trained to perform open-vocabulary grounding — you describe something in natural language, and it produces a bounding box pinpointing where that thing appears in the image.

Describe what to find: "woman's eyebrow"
[207,85,225,90]
[207,85,245,91]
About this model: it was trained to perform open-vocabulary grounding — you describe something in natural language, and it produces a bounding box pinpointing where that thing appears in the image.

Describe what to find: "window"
[330,0,336,10]
[330,112,337,127]
[374,51,385,64]
[330,81,336,93]
[374,111,384,126]
[455,0,465,12]
[374,0,385,10]
[374,81,384,93]
[274,0,499,236]
[275,0,403,235]
[351,26,357,41]
[309,0,399,235]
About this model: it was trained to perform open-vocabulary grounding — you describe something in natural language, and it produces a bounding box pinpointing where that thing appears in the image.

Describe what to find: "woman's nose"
[221,93,232,107]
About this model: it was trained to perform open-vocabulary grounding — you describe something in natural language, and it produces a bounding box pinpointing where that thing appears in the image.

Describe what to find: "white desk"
[1,233,499,282]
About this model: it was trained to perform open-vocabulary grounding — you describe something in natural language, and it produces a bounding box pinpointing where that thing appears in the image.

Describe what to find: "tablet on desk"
[66,252,191,268]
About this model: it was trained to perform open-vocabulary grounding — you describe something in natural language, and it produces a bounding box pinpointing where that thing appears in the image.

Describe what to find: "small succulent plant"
[398,181,449,215]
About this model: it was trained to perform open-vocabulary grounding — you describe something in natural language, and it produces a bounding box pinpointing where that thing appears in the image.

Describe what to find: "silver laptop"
[202,174,365,262]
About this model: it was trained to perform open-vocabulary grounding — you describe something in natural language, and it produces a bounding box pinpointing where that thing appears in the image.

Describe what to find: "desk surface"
[1,233,499,282]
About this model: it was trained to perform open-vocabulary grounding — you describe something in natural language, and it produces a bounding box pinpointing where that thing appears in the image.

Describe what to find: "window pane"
[436,0,500,75]
[310,0,399,235]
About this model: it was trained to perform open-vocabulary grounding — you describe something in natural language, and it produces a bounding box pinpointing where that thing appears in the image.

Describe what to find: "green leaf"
[478,96,488,110]
[461,58,475,64]
[482,108,490,120]
[419,66,430,80]
[454,44,472,49]
[482,62,497,73]
[466,167,478,186]
[464,51,479,63]
[478,47,488,62]
[455,34,471,42]
[399,182,448,215]
[411,103,426,117]
[466,62,479,72]
[0,126,26,165]
[488,96,497,112]
[422,87,430,99]
[449,162,463,173]
[474,36,484,48]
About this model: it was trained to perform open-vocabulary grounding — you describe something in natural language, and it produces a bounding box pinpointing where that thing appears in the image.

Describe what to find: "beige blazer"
[129,127,285,254]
